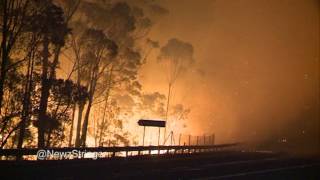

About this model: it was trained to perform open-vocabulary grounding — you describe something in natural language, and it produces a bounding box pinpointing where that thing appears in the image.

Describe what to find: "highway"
[0,151,319,179]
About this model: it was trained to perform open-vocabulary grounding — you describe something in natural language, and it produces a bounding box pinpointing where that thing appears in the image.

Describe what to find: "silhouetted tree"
[30,1,69,148]
[0,0,38,149]
[68,1,159,147]
[0,0,33,115]
[0,0,167,150]
[78,28,118,147]
[158,38,194,141]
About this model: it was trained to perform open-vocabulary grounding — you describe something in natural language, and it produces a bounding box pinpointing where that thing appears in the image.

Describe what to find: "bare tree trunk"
[38,33,63,147]
[98,94,109,146]
[68,104,76,147]
[75,103,84,147]
[80,64,99,147]
[74,59,85,147]
[0,0,9,115]
[80,97,93,147]
[98,67,113,146]
[163,83,172,144]
[93,113,97,147]
[37,36,50,148]
[17,47,35,150]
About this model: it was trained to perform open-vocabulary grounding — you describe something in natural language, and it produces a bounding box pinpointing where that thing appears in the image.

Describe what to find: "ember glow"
[0,0,319,155]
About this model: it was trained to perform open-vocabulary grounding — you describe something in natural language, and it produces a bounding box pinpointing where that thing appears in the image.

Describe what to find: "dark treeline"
[0,0,194,151]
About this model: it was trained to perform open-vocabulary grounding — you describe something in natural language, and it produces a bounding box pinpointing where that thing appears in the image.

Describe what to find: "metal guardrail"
[0,143,239,158]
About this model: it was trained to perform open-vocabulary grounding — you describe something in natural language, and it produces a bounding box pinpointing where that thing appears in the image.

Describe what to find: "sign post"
[142,126,146,146]
[138,119,166,147]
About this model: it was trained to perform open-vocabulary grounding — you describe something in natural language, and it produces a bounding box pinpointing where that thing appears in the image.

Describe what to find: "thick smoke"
[140,0,319,152]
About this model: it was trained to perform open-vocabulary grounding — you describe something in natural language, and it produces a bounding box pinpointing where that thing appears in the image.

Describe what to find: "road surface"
[0,151,319,179]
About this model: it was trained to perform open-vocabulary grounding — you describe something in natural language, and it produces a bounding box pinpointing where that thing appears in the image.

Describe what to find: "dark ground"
[0,151,319,180]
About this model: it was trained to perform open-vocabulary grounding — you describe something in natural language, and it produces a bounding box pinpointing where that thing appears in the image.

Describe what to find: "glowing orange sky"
[139,0,319,143]
[57,0,319,146]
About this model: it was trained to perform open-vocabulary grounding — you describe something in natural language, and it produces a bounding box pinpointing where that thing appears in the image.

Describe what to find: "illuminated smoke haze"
[139,0,319,148]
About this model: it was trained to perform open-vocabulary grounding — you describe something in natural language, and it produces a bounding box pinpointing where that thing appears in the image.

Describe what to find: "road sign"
[138,119,166,127]
[137,119,166,146]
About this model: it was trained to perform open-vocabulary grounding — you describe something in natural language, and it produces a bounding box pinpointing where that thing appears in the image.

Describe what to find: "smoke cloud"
[139,0,319,152]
